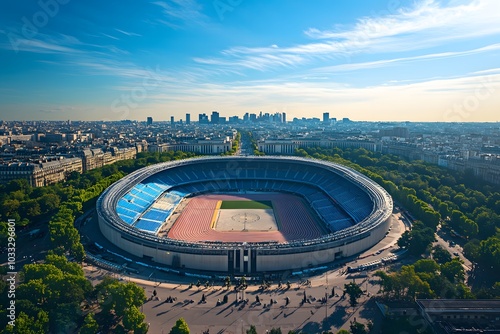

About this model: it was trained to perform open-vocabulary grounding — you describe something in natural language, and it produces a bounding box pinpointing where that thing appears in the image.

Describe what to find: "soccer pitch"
[220,200,273,210]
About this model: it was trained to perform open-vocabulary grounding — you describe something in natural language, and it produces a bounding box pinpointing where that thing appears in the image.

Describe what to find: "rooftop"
[417,299,500,312]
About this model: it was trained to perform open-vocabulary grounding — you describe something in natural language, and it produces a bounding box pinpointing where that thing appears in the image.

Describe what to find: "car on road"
[453,252,459,256]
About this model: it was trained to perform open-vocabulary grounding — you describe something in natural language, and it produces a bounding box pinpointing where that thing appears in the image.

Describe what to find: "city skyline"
[1,0,500,122]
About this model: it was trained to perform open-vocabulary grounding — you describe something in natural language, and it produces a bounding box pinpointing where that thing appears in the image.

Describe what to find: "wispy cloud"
[194,0,500,72]
[115,29,142,37]
[4,37,81,54]
[312,43,500,73]
[305,0,478,40]
[0,30,132,59]
[152,0,207,27]
[100,33,120,41]
[472,68,500,75]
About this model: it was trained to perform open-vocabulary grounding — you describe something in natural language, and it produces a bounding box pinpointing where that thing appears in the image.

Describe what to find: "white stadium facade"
[97,156,393,274]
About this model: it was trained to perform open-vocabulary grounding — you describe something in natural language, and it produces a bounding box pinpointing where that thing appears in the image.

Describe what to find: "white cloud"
[8,38,81,54]
[100,33,120,41]
[115,29,142,37]
[151,0,207,27]
[194,0,500,71]
[305,0,478,40]
[312,43,500,73]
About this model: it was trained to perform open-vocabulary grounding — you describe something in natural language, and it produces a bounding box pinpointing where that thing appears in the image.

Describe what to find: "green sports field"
[220,200,273,210]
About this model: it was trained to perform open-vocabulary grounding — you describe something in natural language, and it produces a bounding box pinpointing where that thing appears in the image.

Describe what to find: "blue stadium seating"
[142,209,170,222]
[116,159,375,234]
[134,219,162,233]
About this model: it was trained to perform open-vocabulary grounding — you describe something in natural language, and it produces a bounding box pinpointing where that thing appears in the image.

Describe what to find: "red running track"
[167,193,325,243]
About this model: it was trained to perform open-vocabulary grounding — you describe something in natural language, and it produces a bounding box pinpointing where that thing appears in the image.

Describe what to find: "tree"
[22,263,61,282]
[414,259,439,274]
[49,302,81,333]
[3,310,49,334]
[432,245,452,264]
[492,282,500,298]
[337,330,350,334]
[374,271,394,296]
[478,236,500,272]
[246,325,258,334]
[39,193,61,213]
[349,321,367,334]
[20,199,41,218]
[269,328,282,334]
[398,265,432,299]
[463,239,481,263]
[344,282,363,307]
[455,283,474,299]
[1,199,21,216]
[240,275,247,289]
[71,241,86,262]
[79,313,99,334]
[6,178,31,193]
[170,318,190,334]
[441,258,465,283]
[45,253,84,276]
[438,202,450,219]
[398,221,435,256]
[99,281,146,316]
[224,276,231,290]
[123,305,148,333]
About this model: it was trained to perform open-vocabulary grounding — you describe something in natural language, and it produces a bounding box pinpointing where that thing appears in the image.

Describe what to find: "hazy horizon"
[1,0,499,122]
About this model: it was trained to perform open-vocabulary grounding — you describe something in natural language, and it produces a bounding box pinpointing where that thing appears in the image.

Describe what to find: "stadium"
[97,156,393,274]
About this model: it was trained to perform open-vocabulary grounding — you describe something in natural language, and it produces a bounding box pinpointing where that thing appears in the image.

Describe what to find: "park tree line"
[0,150,196,333]
[295,146,499,295]
[0,254,147,333]
[374,256,472,300]
[245,131,265,156]
[0,150,197,243]
[169,317,373,334]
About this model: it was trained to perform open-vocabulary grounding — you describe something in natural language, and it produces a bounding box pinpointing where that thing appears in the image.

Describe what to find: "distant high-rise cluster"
[149,111,289,125]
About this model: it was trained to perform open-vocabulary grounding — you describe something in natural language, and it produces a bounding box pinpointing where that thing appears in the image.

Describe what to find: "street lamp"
[325,272,328,324]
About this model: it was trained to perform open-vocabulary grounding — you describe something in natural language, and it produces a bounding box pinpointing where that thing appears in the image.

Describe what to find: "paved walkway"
[85,261,381,333]
[82,208,407,333]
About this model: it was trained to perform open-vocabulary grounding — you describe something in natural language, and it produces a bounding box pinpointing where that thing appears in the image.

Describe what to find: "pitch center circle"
[231,212,260,223]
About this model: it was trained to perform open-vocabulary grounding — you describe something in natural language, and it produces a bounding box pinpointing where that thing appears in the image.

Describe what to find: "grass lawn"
[220,200,273,210]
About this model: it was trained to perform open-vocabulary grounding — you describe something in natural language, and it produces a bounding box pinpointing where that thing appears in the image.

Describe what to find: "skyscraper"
[323,112,330,123]
[199,113,209,124]
[282,112,287,123]
[147,117,153,126]
[171,116,174,125]
[186,113,191,124]
[211,111,219,124]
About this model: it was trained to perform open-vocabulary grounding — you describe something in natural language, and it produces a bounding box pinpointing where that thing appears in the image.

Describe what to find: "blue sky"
[0,0,499,121]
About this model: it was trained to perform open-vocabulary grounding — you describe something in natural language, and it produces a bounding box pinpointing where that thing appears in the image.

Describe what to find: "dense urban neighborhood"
[0,118,499,333]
